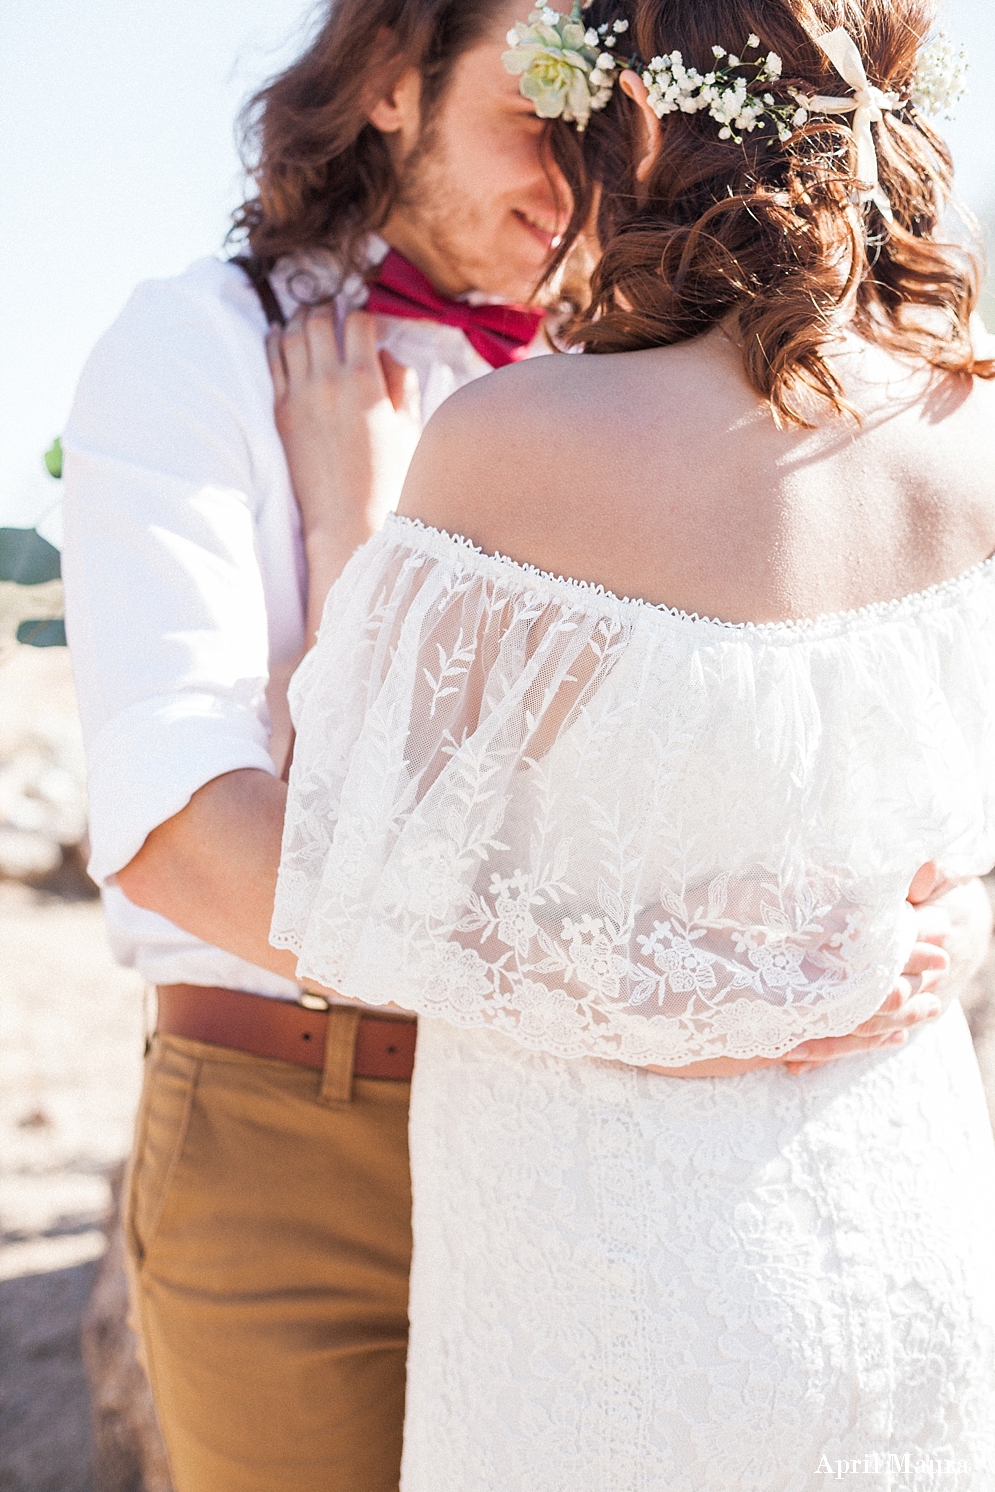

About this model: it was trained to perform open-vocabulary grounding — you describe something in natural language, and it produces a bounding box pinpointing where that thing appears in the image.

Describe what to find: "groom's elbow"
[115,802,205,922]
[115,767,286,933]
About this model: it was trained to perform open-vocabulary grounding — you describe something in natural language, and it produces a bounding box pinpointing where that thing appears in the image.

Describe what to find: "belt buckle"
[298,990,331,1011]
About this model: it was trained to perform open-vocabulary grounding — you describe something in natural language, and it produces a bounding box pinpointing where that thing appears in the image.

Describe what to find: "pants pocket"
[125,1035,200,1268]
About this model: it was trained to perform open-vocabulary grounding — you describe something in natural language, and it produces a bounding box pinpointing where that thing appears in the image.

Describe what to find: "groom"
[61,2,570,1489]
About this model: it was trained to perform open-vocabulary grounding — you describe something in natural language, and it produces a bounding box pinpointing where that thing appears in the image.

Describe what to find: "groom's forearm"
[116,768,299,981]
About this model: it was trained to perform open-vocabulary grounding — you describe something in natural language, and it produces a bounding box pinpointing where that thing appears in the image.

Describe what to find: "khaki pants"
[124,1015,412,1492]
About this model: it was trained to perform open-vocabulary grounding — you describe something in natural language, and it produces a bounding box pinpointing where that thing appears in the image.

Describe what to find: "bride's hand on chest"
[267,306,421,634]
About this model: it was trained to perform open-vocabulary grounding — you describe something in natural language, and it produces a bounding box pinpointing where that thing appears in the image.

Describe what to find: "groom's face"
[381,0,571,303]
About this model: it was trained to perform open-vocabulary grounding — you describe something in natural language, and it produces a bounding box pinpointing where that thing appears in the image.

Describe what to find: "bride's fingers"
[787,991,947,1065]
[783,948,949,1070]
[873,982,908,1016]
[342,310,388,390]
[864,945,947,1021]
[303,303,342,381]
[909,903,954,947]
[849,991,943,1037]
[265,328,288,402]
[877,966,943,1010]
[281,308,312,385]
[890,963,945,1002]
[786,1030,912,1066]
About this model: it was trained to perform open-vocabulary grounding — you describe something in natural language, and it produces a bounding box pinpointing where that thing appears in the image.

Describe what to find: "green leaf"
[44,437,63,480]
[0,528,62,585]
[16,618,67,648]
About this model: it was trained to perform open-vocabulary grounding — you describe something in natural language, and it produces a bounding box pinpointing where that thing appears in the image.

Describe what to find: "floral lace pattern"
[403,1009,995,1489]
[272,516,995,1067]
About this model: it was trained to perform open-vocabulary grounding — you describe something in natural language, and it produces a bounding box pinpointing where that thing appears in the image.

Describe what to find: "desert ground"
[1,628,148,1491]
[1,879,145,1492]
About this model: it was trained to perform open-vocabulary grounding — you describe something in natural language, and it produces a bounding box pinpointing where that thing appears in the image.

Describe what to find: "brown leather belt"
[155,984,416,1081]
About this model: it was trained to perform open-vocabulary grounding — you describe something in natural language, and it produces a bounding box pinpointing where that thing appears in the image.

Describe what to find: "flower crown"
[503,4,632,129]
[502,6,967,140]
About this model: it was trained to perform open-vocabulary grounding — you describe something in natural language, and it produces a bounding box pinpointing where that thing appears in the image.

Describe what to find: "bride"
[272,0,995,1483]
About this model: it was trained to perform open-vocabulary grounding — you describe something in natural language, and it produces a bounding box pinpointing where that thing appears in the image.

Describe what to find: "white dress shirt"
[62,247,526,997]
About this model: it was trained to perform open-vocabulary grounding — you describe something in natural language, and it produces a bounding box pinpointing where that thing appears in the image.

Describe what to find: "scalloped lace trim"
[388,513,995,641]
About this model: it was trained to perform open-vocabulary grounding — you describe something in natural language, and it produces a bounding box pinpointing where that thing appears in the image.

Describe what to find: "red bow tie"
[365,250,544,369]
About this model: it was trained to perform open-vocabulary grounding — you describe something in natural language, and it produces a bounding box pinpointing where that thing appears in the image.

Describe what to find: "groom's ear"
[365,30,422,151]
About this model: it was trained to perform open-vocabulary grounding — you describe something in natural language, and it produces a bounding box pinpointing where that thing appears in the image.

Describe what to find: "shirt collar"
[272,236,522,315]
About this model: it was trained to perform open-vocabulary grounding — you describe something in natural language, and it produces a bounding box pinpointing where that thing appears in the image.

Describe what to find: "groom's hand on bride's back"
[782,866,992,1075]
[647,865,991,1079]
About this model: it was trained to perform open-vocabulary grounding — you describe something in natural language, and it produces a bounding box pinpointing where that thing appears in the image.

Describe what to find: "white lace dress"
[273,515,995,1490]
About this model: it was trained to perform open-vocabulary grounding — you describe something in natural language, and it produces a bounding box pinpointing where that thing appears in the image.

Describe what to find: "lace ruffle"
[272,520,995,1065]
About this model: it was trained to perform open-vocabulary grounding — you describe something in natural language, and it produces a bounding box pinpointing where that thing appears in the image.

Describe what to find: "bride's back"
[403,329,995,626]
[402,0,995,623]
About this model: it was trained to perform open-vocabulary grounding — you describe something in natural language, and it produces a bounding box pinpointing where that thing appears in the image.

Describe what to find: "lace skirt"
[402,1004,995,1492]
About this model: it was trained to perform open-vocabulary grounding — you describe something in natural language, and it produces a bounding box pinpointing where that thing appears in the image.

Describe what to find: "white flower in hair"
[502,2,635,129]
[910,32,968,118]
[642,35,790,142]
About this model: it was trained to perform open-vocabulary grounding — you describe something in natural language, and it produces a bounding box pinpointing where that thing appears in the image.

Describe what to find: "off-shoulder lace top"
[271,513,995,1066]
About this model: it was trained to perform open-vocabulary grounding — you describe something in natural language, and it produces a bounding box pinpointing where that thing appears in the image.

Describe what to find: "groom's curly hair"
[233,0,500,271]
[232,0,588,290]
[556,0,994,426]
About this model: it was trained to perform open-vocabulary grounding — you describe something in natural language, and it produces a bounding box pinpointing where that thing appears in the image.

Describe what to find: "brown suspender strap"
[230,255,287,328]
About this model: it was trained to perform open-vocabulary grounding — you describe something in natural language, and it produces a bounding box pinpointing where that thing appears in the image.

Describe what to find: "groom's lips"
[513,210,562,252]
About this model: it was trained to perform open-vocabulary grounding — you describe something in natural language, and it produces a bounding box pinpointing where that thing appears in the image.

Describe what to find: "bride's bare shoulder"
[399,352,590,512]
[396,344,686,555]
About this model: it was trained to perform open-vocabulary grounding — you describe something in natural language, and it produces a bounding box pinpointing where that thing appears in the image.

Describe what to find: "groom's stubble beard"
[392,112,561,305]
[393,120,502,298]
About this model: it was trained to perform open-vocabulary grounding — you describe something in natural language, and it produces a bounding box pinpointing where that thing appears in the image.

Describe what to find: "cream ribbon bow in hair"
[797,29,903,222]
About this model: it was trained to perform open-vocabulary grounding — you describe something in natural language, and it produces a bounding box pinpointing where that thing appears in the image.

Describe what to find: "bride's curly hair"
[551,0,993,425]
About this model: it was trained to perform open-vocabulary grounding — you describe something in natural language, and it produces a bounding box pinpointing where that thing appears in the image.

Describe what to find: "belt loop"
[319,1006,360,1106]
[143,983,158,1057]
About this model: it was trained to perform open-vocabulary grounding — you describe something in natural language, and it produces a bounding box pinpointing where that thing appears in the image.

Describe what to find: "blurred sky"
[1,0,993,535]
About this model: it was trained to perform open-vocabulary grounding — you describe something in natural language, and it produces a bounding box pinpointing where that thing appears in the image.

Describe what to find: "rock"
[0,634,90,888]
[0,826,63,879]
[0,881,147,1488]
[81,1168,173,1492]
[0,1258,98,1492]
[0,578,64,652]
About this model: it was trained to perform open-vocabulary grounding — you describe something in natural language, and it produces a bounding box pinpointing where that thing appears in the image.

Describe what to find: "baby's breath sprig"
[910,32,968,119]
[642,37,804,144]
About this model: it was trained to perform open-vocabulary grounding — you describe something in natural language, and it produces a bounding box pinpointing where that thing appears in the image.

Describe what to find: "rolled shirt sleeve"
[59,250,514,994]
[62,267,292,885]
